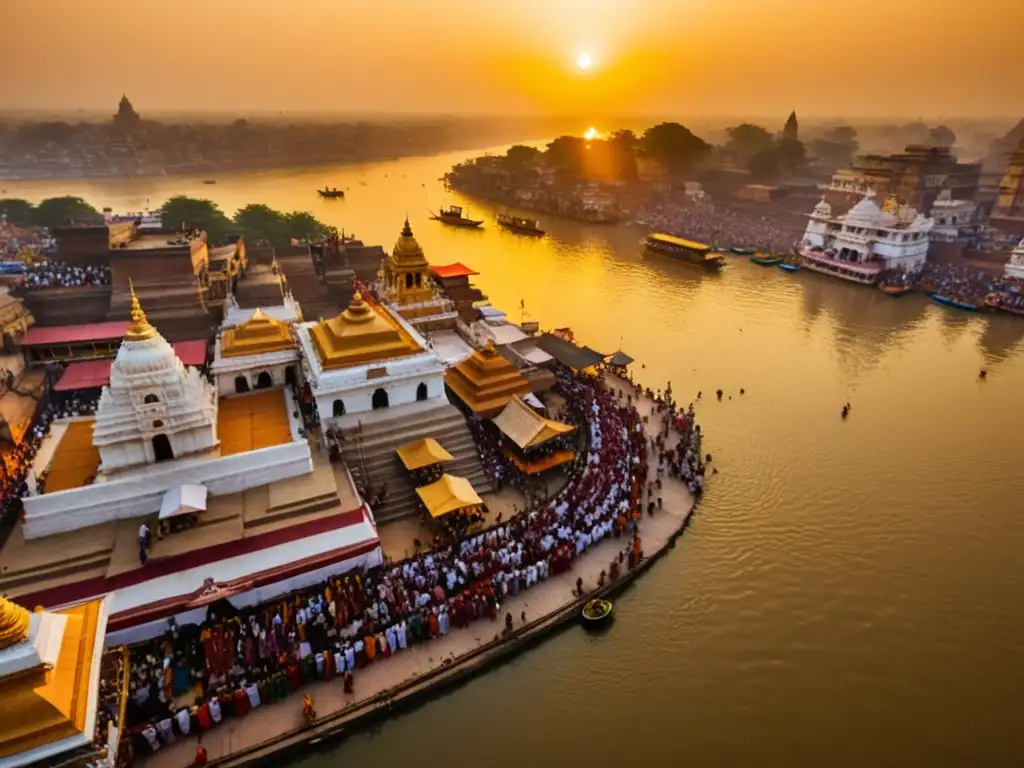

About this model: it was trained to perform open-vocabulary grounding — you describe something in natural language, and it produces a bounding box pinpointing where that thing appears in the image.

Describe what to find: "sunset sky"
[4,0,1021,118]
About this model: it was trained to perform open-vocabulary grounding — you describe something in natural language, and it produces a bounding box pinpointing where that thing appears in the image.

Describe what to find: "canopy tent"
[536,333,606,370]
[607,351,634,367]
[396,437,455,470]
[491,395,575,451]
[415,474,483,518]
[159,484,209,519]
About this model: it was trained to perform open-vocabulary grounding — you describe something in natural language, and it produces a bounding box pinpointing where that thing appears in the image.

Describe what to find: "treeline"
[0,195,336,246]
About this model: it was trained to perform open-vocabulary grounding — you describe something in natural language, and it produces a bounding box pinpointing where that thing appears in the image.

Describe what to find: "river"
[7,148,1024,766]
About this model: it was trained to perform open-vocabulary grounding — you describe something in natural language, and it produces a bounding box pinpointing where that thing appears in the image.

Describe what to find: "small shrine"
[211,308,299,396]
[445,340,531,418]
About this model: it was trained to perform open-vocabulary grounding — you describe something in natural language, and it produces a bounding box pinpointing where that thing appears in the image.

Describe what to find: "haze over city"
[4,0,1022,118]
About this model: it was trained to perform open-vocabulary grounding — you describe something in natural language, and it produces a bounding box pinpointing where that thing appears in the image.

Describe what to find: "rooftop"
[309,292,423,370]
[217,389,293,457]
[37,420,100,494]
[445,342,531,417]
[431,262,480,279]
[220,309,293,358]
[118,234,195,252]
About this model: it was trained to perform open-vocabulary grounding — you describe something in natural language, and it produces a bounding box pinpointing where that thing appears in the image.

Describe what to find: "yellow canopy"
[491,395,575,450]
[396,437,455,470]
[415,474,483,518]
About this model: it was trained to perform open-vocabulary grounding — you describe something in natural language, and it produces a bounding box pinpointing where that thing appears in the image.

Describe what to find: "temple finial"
[125,278,157,341]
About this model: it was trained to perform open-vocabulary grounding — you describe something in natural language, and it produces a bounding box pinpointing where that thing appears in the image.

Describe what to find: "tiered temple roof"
[445,341,531,417]
[219,309,293,358]
[310,292,422,370]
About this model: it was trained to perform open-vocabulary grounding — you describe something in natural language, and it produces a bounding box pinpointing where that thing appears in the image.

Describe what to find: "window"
[372,388,389,410]
[416,382,428,402]
[144,394,159,404]
[333,399,346,417]
[153,420,163,428]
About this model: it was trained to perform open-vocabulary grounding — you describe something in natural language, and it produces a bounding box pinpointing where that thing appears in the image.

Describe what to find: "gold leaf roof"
[220,309,293,358]
[310,292,422,370]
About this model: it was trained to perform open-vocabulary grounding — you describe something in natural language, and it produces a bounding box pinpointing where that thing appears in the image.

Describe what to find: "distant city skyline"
[3,0,1022,119]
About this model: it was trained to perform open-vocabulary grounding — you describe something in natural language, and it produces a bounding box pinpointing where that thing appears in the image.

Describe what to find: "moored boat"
[318,187,345,199]
[880,284,912,297]
[432,205,483,228]
[777,262,801,273]
[931,294,979,312]
[643,233,725,270]
[750,254,781,266]
[797,247,884,285]
[497,213,545,236]
[731,247,756,255]
[202,179,216,185]
[582,598,613,627]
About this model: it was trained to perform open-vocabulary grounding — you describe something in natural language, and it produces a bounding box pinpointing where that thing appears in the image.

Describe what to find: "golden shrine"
[383,219,434,306]
[0,595,112,764]
[310,291,422,370]
[445,341,531,418]
[220,309,294,358]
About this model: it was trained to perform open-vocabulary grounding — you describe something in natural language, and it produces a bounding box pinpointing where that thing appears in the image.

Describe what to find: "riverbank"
[139,373,698,768]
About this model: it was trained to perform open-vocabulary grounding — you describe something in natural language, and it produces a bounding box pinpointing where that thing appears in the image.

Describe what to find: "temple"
[0,595,116,767]
[445,340,532,418]
[211,309,299,396]
[376,219,457,334]
[798,196,933,284]
[1004,239,1024,281]
[782,110,799,141]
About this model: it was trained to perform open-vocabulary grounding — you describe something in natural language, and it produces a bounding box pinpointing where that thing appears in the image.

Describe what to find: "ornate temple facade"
[296,291,448,427]
[92,286,219,470]
[376,220,457,333]
[210,309,299,396]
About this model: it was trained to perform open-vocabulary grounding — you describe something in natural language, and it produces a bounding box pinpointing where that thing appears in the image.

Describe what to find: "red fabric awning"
[430,263,479,279]
[22,321,129,346]
[54,339,209,392]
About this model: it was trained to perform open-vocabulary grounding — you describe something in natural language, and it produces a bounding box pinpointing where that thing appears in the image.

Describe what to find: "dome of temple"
[310,291,423,370]
[111,286,180,377]
[392,218,426,263]
[0,597,30,650]
[812,199,832,218]
[845,197,883,224]
[220,308,293,358]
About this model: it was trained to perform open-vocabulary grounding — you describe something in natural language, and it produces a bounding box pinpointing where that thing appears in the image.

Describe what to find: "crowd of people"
[880,260,1022,305]
[633,198,797,253]
[1,390,100,525]
[118,367,678,763]
[15,260,111,289]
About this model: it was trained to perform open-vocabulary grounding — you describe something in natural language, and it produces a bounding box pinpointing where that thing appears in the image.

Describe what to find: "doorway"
[152,434,174,462]
[255,371,273,389]
[372,388,389,410]
[235,376,250,393]
[416,382,428,402]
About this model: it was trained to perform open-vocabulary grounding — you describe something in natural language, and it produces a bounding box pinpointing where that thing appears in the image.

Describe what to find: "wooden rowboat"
[750,254,781,266]
[582,598,613,628]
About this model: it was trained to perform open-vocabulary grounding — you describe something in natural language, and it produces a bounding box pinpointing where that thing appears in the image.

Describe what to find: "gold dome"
[310,291,423,370]
[0,597,30,650]
[124,280,156,342]
[220,308,293,358]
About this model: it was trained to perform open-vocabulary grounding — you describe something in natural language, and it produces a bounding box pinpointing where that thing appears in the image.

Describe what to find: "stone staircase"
[340,403,492,523]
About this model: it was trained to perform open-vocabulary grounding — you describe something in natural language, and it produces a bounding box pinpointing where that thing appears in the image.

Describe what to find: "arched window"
[152,420,163,428]
[235,376,250,394]
[372,388,389,410]
[416,382,428,402]
[333,399,346,417]
[144,394,159,404]
[255,371,273,389]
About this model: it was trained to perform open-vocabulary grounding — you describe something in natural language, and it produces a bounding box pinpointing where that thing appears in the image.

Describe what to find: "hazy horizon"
[4,0,1021,120]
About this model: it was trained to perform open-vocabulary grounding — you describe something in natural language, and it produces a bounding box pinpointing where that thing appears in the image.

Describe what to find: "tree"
[505,144,541,167]
[828,125,858,144]
[545,135,586,173]
[725,123,774,158]
[32,196,100,229]
[608,130,639,181]
[285,211,335,243]
[640,122,710,174]
[233,204,288,245]
[0,199,35,227]
[777,137,807,170]
[748,149,781,181]
[929,125,956,148]
[158,196,232,241]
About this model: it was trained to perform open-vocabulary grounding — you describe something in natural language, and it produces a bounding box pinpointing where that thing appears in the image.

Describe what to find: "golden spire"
[125,279,157,342]
[339,291,375,324]
[0,596,31,650]
[882,195,900,214]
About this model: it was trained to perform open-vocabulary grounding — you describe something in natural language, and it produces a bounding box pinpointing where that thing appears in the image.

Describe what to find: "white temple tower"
[92,284,218,472]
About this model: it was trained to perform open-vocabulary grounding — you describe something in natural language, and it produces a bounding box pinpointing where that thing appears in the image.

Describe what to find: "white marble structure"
[929,190,979,243]
[210,309,300,397]
[1004,239,1024,280]
[92,288,218,471]
[799,196,933,283]
[294,293,449,429]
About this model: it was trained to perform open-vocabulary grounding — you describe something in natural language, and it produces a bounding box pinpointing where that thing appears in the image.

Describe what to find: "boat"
[318,187,345,199]
[202,179,216,185]
[431,205,483,228]
[750,254,781,266]
[880,284,911,297]
[797,247,884,285]
[642,233,725,271]
[496,213,545,236]
[777,262,801,273]
[581,598,613,627]
[731,247,756,255]
[931,294,979,312]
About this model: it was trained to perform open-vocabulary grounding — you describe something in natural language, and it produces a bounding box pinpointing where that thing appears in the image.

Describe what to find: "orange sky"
[3,0,1021,118]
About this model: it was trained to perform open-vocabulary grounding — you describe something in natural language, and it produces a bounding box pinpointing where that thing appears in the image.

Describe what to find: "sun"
[576,53,593,71]
[584,127,600,140]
